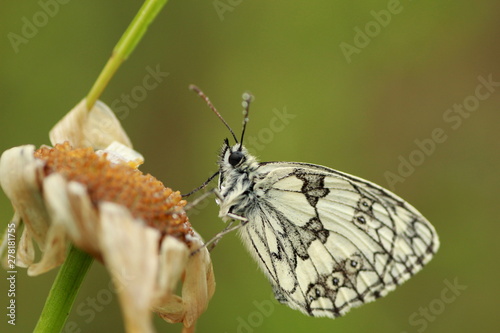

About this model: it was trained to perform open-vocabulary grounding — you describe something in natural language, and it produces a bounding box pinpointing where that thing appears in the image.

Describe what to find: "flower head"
[0,99,214,332]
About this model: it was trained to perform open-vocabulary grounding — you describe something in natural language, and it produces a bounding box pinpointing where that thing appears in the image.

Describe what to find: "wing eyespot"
[345,254,364,275]
[358,197,374,212]
[307,284,326,301]
[327,272,345,290]
[354,212,367,224]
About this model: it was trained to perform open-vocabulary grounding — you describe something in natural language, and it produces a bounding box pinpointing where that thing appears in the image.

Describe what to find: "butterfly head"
[219,139,258,173]
[189,84,258,187]
[217,139,259,218]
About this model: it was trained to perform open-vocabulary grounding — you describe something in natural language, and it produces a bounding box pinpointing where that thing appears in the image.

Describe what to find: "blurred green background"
[1,1,499,332]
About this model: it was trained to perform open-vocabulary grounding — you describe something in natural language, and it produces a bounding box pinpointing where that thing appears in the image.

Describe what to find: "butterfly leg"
[184,188,217,211]
[226,212,249,224]
[190,214,248,255]
[205,213,248,251]
[184,187,230,211]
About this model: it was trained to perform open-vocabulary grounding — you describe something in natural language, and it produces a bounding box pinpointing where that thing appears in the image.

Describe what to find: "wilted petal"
[155,236,189,303]
[27,223,67,276]
[98,202,160,333]
[155,294,184,324]
[0,145,51,250]
[0,213,22,267]
[181,239,215,328]
[156,237,215,329]
[97,141,144,168]
[1,141,215,331]
[42,174,75,229]
[64,181,101,258]
[49,99,132,149]
[15,215,35,268]
[28,173,84,275]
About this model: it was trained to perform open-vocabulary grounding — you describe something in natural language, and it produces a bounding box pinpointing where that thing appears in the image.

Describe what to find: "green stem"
[86,0,169,110]
[33,245,94,333]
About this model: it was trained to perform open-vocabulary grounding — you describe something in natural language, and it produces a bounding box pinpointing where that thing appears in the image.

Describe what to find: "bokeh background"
[1,1,499,333]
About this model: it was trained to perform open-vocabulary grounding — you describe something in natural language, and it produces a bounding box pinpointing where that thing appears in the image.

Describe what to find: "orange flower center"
[34,142,193,243]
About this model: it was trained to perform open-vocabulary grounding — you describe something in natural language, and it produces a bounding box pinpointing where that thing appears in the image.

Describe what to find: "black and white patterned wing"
[239,162,439,318]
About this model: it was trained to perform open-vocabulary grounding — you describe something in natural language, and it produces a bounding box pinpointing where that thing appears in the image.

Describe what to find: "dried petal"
[180,240,215,327]
[1,140,215,332]
[96,141,144,168]
[27,221,67,276]
[155,237,215,329]
[0,145,51,251]
[16,226,35,268]
[65,181,102,257]
[98,202,160,333]
[155,236,189,303]
[49,99,132,149]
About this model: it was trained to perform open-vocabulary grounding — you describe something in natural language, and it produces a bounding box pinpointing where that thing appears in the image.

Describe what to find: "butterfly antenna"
[238,92,254,151]
[189,84,238,143]
[181,171,219,197]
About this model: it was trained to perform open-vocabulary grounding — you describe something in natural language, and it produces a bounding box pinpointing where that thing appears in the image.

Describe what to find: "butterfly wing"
[238,162,439,318]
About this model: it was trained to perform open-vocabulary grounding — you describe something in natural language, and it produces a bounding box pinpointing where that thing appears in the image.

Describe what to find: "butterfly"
[187,85,439,319]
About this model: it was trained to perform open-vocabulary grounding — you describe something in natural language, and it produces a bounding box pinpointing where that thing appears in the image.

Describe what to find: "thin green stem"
[33,245,94,333]
[34,2,170,331]
[86,0,169,110]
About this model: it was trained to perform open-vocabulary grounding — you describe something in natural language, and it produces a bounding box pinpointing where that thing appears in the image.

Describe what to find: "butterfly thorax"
[217,143,261,221]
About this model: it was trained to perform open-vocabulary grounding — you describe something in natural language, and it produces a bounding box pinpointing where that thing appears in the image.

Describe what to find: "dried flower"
[0,99,214,332]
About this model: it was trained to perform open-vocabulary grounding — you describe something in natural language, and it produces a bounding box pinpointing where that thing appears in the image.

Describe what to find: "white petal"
[96,141,144,168]
[154,235,215,327]
[42,174,102,259]
[155,295,185,324]
[43,174,77,232]
[0,213,24,268]
[0,145,51,249]
[27,173,76,275]
[49,99,132,149]
[98,202,159,333]
[16,226,35,267]
[65,181,100,257]
[27,222,68,276]
[154,236,189,305]
[181,238,215,328]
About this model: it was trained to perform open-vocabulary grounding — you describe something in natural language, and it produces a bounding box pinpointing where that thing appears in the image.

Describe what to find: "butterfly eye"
[228,151,245,166]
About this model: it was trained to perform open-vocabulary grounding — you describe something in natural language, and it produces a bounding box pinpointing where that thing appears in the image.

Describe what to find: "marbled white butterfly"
[188,85,439,319]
